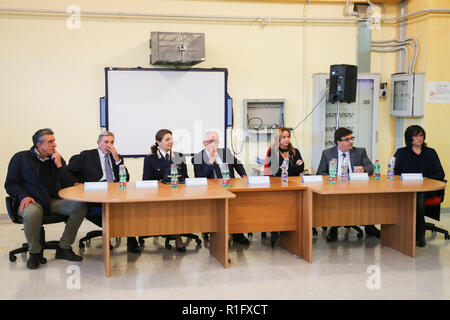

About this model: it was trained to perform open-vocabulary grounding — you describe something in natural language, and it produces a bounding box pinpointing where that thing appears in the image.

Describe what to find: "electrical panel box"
[243,99,285,141]
[312,73,380,174]
[390,72,425,117]
[150,32,206,66]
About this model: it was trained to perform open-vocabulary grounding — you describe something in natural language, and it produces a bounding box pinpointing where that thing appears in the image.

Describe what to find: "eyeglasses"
[204,139,218,144]
[340,137,355,142]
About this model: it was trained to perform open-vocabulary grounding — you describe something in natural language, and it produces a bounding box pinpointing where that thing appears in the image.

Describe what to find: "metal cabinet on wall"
[311,73,380,174]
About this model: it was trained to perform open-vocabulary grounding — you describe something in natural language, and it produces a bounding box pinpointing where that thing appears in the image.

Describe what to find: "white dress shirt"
[205,148,223,178]
[337,149,352,175]
[97,148,121,181]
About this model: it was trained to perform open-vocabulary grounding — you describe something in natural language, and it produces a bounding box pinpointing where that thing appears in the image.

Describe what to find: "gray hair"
[203,130,220,142]
[97,131,114,142]
[32,128,54,146]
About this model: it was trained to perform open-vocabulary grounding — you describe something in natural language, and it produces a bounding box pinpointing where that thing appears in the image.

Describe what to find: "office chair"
[6,196,68,264]
[138,234,202,250]
[315,226,364,240]
[424,180,449,240]
[78,205,118,250]
[78,205,102,249]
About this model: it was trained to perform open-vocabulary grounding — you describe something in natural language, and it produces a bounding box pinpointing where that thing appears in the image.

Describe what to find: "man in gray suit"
[316,127,380,242]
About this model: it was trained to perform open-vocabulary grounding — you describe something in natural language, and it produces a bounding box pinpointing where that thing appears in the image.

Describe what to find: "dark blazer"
[4,147,76,215]
[394,146,445,181]
[316,146,374,175]
[143,149,188,181]
[68,148,129,183]
[264,146,304,177]
[192,148,247,179]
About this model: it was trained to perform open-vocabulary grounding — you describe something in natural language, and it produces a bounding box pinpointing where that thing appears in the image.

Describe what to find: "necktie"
[104,155,114,182]
[165,153,170,162]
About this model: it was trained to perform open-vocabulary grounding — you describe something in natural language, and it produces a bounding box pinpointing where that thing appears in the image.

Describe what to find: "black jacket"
[143,150,188,181]
[394,146,445,181]
[4,147,76,215]
[192,148,247,179]
[265,146,304,177]
[68,148,130,183]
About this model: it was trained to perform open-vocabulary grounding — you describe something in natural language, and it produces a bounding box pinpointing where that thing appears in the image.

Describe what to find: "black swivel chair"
[78,205,119,250]
[78,206,103,249]
[424,180,449,240]
[6,196,68,264]
[138,234,202,249]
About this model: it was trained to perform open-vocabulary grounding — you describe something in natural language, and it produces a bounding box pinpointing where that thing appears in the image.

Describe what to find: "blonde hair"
[271,127,295,155]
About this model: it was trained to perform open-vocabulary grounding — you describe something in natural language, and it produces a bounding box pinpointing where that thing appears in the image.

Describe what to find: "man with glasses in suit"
[316,127,380,242]
[192,130,250,245]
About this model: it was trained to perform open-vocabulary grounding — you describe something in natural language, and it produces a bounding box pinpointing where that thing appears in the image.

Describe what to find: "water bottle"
[387,157,396,181]
[221,163,230,188]
[281,158,289,184]
[340,157,349,182]
[329,158,337,185]
[119,165,127,190]
[170,164,178,189]
[373,160,381,180]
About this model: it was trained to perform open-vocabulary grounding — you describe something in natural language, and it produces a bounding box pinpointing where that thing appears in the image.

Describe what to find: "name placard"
[135,180,159,189]
[84,182,108,191]
[248,176,270,185]
[301,175,323,183]
[185,178,208,186]
[349,173,369,181]
[401,173,424,181]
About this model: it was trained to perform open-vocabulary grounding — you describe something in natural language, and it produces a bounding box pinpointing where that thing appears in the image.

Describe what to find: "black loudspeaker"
[328,64,357,103]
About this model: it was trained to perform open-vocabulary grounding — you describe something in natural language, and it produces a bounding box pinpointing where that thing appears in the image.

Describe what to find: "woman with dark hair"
[143,129,189,252]
[394,125,445,247]
[264,127,304,177]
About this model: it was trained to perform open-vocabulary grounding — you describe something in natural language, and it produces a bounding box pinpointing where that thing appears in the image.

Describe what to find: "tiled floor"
[0,215,450,300]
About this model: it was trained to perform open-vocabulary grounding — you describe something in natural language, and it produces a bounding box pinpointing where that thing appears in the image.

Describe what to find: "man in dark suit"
[316,127,380,242]
[192,130,250,245]
[68,131,140,253]
[5,128,87,269]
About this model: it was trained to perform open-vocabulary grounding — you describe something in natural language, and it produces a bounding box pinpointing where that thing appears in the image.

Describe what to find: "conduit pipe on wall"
[371,38,418,72]
[371,46,410,73]
[0,6,448,25]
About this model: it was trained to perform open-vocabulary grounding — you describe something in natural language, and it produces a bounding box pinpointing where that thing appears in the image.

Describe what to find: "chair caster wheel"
[79,243,85,249]
[357,232,363,239]
[9,254,17,262]
[196,239,202,245]
[445,234,450,240]
[40,256,47,264]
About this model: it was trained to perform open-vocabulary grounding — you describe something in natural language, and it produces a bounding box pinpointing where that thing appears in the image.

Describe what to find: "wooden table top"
[209,177,307,192]
[59,182,236,203]
[302,176,446,195]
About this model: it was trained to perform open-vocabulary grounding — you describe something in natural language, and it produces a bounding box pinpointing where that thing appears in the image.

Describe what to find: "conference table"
[209,177,308,261]
[59,176,445,276]
[302,176,446,262]
[59,182,235,277]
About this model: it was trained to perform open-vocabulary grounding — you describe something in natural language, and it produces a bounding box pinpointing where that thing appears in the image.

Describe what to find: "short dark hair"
[32,128,54,147]
[404,125,427,149]
[334,127,353,144]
